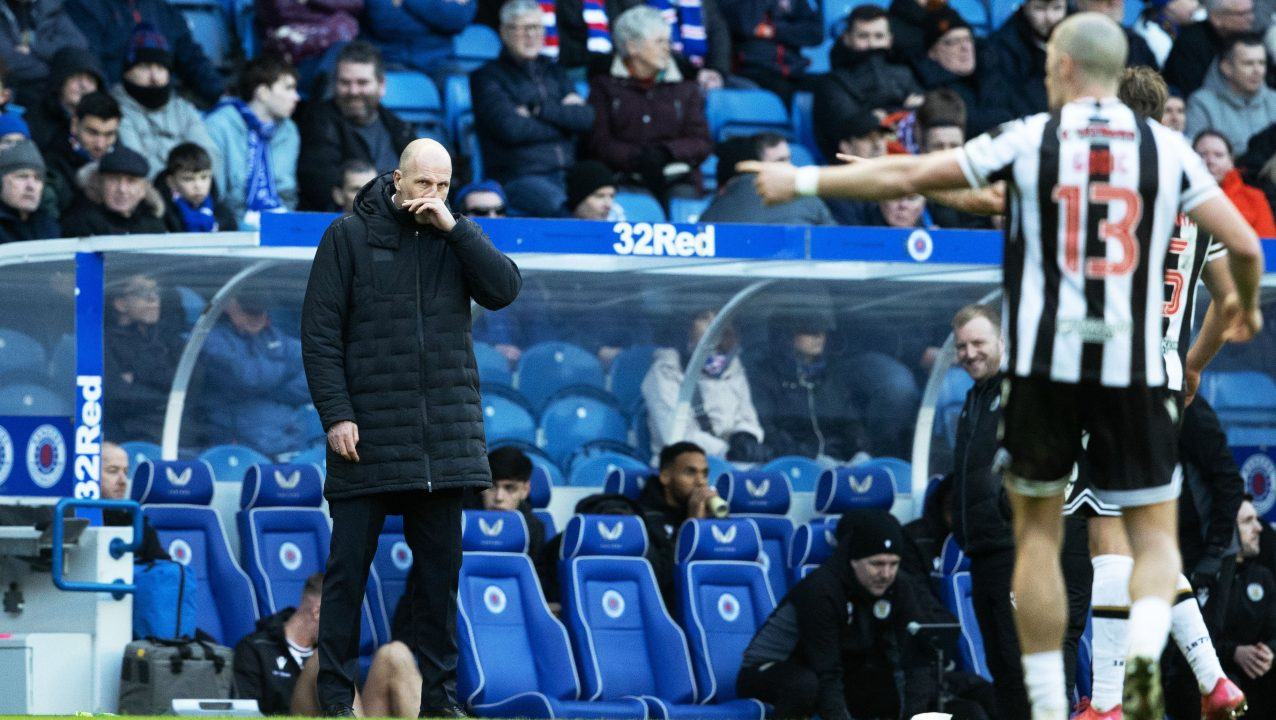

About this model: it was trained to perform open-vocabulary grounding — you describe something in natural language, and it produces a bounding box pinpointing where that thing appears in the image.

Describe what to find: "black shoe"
[323,705,357,717]
[419,705,468,718]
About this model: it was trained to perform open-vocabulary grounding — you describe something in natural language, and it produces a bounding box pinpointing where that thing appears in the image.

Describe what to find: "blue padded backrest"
[482,389,537,446]
[940,534,971,575]
[715,470,791,514]
[239,506,331,616]
[867,457,913,497]
[200,445,271,484]
[462,510,529,553]
[516,341,605,411]
[744,516,793,602]
[569,453,649,487]
[675,519,761,563]
[559,514,648,559]
[239,463,323,509]
[603,467,655,500]
[146,507,259,646]
[529,465,552,508]
[942,571,992,681]
[132,460,216,506]
[608,344,656,412]
[814,465,896,513]
[474,341,513,387]
[705,88,789,141]
[458,550,580,706]
[789,517,839,582]
[534,509,558,540]
[761,455,825,493]
[676,524,776,703]
[561,544,698,702]
[539,395,629,468]
[120,441,162,470]
[371,514,410,643]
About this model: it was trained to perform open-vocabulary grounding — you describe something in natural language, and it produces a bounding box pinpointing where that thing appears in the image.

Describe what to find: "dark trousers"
[969,517,1091,717]
[316,489,464,711]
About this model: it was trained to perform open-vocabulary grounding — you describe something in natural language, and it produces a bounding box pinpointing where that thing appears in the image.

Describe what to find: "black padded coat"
[301,173,521,500]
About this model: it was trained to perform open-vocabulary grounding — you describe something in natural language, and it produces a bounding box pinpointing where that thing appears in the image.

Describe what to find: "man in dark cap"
[29,46,104,154]
[737,509,995,720]
[0,139,58,243]
[750,306,866,462]
[565,160,618,220]
[63,145,166,236]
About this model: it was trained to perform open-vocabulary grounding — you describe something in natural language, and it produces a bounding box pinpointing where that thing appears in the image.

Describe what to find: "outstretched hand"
[736,160,798,205]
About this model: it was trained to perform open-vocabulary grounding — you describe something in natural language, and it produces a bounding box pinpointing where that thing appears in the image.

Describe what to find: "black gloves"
[726,431,768,463]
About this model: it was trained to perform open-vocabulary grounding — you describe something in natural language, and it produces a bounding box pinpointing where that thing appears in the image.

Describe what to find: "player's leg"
[1009,487,1070,720]
[360,641,423,718]
[291,654,367,717]
[1119,498,1180,720]
[1087,514,1133,715]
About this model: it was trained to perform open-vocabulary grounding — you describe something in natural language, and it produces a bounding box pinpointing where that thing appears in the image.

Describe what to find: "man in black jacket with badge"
[301,137,521,717]
[1218,498,1276,717]
[736,509,993,720]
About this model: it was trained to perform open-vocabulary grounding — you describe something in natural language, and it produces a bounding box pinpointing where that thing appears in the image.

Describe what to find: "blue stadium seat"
[801,38,832,74]
[1203,371,1276,426]
[1228,426,1276,447]
[989,0,1017,30]
[132,459,258,646]
[516,342,605,412]
[291,405,325,448]
[482,386,538,446]
[559,515,764,719]
[608,345,656,414]
[292,443,326,471]
[445,74,483,180]
[700,155,718,191]
[814,464,896,513]
[760,455,825,493]
[176,286,207,327]
[475,341,514,388]
[937,367,975,449]
[0,327,46,382]
[457,510,647,719]
[705,89,790,142]
[788,144,816,167]
[178,5,232,68]
[788,517,839,583]
[715,470,794,601]
[668,197,712,224]
[237,463,381,657]
[567,451,649,487]
[821,0,884,34]
[940,571,992,680]
[528,464,557,538]
[949,0,991,35]
[47,333,74,383]
[120,440,163,469]
[859,456,912,497]
[603,467,657,499]
[200,444,271,484]
[706,456,735,484]
[616,191,667,222]
[0,382,72,415]
[674,519,773,712]
[939,534,970,576]
[383,70,446,140]
[539,393,630,468]
[450,25,502,72]
[789,92,823,165]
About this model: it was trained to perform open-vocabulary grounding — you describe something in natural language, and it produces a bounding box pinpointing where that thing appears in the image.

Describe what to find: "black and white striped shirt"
[1162,216,1226,392]
[958,97,1220,388]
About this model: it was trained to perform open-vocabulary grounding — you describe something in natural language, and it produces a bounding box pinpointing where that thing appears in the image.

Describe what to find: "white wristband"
[794,166,820,197]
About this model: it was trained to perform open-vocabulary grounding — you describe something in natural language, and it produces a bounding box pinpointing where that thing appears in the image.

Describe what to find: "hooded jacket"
[112,85,221,181]
[910,52,1013,137]
[1178,397,1246,575]
[988,6,1048,117]
[300,173,522,500]
[949,371,1013,558]
[470,50,595,185]
[65,0,225,105]
[1219,168,1276,237]
[295,99,415,210]
[640,347,763,459]
[232,608,307,715]
[1185,66,1276,158]
[739,541,942,720]
[0,0,87,106]
[1162,19,1226,97]
[202,103,301,225]
[28,46,104,154]
[813,47,920,160]
[749,350,866,461]
[719,0,822,79]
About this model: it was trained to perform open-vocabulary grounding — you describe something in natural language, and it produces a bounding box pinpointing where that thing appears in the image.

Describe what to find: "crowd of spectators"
[0,0,1273,243]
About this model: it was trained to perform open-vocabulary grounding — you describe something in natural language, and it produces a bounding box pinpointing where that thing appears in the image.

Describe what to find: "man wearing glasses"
[471,0,595,218]
[453,180,508,218]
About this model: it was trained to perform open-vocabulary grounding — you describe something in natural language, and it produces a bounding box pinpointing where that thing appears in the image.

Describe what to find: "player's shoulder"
[984,112,1053,140]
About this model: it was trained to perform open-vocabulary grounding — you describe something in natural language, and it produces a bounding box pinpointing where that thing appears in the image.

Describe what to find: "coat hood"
[48,45,106,93]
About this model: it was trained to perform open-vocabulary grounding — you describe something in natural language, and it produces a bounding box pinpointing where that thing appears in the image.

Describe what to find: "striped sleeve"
[957,117,1039,189]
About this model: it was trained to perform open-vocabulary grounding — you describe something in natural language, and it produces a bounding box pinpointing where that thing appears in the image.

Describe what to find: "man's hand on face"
[401,196,457,232]
[685,485,719,520]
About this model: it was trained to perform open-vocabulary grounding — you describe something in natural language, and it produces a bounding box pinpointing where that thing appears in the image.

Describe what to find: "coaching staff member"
[301,137,521,717]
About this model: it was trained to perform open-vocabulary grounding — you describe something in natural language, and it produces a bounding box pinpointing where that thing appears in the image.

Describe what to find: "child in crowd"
[160,143,236,233]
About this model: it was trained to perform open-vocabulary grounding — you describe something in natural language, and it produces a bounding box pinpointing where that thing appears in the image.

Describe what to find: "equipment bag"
[133,559,197,640]
[118,637,234,714]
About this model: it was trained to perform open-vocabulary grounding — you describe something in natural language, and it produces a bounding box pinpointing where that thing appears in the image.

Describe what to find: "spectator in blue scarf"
[204,55,301,229]
[159,142,236,232]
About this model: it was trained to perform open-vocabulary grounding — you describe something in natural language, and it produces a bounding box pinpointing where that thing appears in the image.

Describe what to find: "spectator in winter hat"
[565,159,620,219]
[111,24,220,181]
[0,139,58,243]
[0,114,29,144]
[28,46,104,153]
[454,179,508,217]
[911,6,1014,135]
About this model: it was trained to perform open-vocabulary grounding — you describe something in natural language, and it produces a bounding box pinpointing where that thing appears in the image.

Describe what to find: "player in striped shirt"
[741,14,1264,720]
